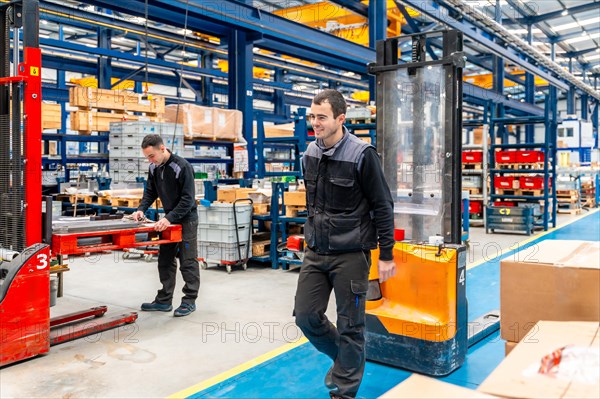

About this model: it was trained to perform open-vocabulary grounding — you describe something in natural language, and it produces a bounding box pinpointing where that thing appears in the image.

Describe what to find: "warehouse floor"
[1,210,597,399]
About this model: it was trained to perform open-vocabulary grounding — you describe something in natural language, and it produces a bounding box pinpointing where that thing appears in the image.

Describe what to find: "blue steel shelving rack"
[42,132,109,185]
[488,93,559,232]
[254,109,310,179]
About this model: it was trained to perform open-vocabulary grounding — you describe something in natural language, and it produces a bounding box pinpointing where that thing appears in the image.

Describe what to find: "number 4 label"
[459,269,465,285]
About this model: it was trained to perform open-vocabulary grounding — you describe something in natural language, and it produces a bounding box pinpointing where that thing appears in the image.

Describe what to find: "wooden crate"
[70,110,162,134]
[251,240,271,257]
[42,103,62,130]
[69,86,165,114]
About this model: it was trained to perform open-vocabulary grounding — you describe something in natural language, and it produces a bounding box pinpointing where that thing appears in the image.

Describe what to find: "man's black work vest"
[302,131,378,254]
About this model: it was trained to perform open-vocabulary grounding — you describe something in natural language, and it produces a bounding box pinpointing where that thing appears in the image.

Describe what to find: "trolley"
[198,198,253,274]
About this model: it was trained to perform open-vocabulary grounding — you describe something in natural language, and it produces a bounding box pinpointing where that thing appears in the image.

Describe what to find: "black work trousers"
[294,247,371,399]
[155,218,200,305]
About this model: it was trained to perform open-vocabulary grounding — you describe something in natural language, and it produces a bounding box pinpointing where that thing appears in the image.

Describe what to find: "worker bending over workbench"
[132,134,200,317]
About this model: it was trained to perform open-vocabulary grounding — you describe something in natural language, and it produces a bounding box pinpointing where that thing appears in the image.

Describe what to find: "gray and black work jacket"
[302,127,395,260]
[138,151,198,223]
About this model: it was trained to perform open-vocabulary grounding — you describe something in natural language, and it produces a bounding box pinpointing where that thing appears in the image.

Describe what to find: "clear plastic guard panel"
[379,65,447,241]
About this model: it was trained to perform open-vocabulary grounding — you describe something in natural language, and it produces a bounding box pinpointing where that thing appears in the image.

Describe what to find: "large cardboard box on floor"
[500,240,600,343]
[379,374,499,398]
[479,321,600,399]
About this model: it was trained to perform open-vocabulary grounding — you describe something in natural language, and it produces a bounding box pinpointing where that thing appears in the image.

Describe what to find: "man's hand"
[378,259,396,283]
[131,210,145,221]
[154,217,171,232]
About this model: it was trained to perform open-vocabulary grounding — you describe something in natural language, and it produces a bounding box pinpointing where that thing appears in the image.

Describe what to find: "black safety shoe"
[141,301,172,312]
[174,303,196,317]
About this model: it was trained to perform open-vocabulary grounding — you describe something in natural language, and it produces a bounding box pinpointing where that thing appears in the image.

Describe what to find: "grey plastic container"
[198,241,252,263]
[198,203,252,227]
[198,223,250,244]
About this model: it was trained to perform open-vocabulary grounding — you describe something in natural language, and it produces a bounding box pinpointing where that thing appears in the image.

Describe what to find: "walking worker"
[132,134,200,317]
[294,90,396,399]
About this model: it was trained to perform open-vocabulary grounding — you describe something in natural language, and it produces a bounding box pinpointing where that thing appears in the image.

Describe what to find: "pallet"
[520,189,544,197]
[83,195,99,204]
[501,163,544,170]
[463,163,482,170]
[97,197,112,206]
[56,194,86,204]
[556,189,579,196]
[346,118,374,124]
[557,208,582,215]
[582,198,597,208]
[465,187,482,195]
[252,203,270,215]
[285,205,307,217]
[251,240,271,257]
[495,189,518,196]
[556,196,579,203]
[52,225,182,256]
[112,197,141,208]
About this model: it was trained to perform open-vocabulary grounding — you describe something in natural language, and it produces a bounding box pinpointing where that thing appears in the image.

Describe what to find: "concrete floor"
[0,210,587,398]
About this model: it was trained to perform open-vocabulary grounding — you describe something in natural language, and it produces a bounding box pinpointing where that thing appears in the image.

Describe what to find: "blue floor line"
[187,211,599,399]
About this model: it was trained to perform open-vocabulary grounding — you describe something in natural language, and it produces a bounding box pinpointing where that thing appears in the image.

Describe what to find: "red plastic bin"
[496,151,517,163]
[519,176,550,190]
[493,201,516,207]
[469,200,483,214]
[517,150,544,163]
[462,151,483,163]
[494,176,518,189]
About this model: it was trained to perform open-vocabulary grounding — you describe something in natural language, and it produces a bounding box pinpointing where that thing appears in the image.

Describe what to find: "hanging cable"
[172,0,190,146]
[143,0,149,99]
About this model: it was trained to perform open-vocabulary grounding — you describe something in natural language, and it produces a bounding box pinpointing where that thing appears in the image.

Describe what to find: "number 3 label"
[36,253,49,270]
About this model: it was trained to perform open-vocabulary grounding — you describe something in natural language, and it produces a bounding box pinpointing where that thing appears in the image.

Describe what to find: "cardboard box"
[217,188,236,203]
[165,105,241,141]
[248,191,271,205]
[505,341,517,356]
[216,188,256,203]
[284,191,306,207]
[213,108,242,141]
[379,374,499,398]
[500,240,600,342]
[480,321,600,399]
[235,188,256,200]
[165,104,214,140]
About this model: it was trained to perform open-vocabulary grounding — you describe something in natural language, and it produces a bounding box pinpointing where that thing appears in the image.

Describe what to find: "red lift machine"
[0,0,138,367]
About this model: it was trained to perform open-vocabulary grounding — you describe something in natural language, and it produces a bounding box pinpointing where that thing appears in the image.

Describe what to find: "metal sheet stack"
[109,122,183,183]
[197,202,253,264]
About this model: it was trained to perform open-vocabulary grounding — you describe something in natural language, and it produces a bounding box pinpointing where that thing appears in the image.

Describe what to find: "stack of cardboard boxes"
[379,240,600,398]
[500,240,599,354]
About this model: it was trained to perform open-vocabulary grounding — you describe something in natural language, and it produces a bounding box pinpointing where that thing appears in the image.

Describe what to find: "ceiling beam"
[77,0,375,74]
[527,3,599,24]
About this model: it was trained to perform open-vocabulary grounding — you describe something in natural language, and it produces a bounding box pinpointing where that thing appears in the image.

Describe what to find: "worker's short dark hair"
[312,89,347,118]
[141,134,164,149]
